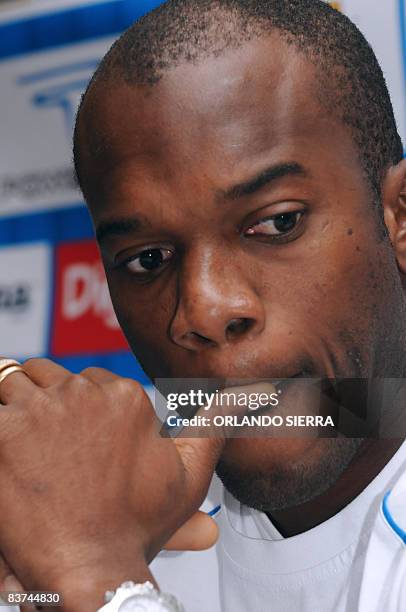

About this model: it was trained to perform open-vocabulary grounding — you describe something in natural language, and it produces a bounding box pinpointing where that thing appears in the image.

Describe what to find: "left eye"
[245,211,303,236]
[126,248,173,274]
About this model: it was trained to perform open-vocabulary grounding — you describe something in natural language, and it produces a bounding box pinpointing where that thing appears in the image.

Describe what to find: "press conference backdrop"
[0,0,405,383]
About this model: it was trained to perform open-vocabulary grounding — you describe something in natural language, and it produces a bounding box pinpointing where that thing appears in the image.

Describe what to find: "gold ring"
[0,365,25,385]
[0,359,22,374]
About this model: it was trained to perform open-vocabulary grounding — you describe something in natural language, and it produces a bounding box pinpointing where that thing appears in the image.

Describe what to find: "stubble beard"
[215,437,365,513]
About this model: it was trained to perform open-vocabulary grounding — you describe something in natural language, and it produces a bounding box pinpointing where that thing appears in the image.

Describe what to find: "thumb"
[164,510,219,551]
[173,382,277,504]
[174,436,224,507]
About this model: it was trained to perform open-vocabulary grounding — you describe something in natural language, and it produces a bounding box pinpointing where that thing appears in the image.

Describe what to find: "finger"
[23,358,71,387]
[164,511,219,551]
[80,367,120,384]
[174,436,225,493]
[174,382,277,503]
[0,360,35,405]
[172,382,278,438]
[0,357,71,404]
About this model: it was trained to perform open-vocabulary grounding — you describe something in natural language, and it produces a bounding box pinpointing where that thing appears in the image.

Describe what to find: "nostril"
[187,331,216,348]
[226,317,255,340]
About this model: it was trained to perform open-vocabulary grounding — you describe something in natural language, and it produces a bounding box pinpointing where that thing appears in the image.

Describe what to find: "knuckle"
[61,373,96,397]
[50,374,101,416]
[112,378,154,417]
[114,377,144,399]
[81,366,108,378]
[23,357,52,372]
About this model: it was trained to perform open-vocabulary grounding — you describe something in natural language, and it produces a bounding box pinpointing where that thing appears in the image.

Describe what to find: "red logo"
[52,240,129,356]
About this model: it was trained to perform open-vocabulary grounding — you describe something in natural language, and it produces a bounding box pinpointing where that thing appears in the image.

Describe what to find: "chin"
[216,437,363,512]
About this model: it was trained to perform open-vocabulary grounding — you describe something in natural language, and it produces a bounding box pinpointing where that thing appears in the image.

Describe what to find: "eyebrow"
[96,162,307,244]
[223,162,307,200]
[96,217,142,244]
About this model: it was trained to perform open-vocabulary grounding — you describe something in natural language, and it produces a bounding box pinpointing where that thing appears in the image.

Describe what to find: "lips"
[272,371,307,391]
[240,374,325,421]
[216,375,309,419]
[223,372,307,390]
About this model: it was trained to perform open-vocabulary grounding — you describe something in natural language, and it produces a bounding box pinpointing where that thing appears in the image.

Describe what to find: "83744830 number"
[0,591,62,606]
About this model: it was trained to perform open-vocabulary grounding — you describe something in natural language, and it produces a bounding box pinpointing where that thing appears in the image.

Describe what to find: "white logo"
[62,261,120,329]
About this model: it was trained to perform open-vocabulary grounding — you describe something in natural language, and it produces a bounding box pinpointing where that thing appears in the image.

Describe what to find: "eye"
[125,248,174,275]
[245,211,304,237]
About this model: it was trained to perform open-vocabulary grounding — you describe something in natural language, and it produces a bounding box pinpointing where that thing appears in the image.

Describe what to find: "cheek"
[304,224,397,369]
[107,275,175,352]
[254,221,388,373]
[292,222,379,316]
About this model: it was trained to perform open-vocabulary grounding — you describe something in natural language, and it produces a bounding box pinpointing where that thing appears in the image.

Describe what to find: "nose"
[169,248,265,351]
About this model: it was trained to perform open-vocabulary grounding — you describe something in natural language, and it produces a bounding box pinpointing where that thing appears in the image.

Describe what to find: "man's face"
[78,36,406,510]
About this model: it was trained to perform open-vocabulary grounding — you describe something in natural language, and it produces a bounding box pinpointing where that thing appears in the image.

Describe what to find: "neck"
[267,437,404,537]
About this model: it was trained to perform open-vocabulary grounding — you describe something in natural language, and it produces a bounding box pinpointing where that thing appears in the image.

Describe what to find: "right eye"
[125,247,174,275]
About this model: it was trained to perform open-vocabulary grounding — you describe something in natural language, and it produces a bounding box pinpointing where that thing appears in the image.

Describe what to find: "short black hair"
[74,0,403,198]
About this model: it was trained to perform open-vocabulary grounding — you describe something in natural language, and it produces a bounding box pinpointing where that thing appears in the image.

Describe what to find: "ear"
[382,158,406,274]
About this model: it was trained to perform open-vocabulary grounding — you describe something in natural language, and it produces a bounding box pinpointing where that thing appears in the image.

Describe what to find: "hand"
[0,511,218,610]
[0,359,224,611]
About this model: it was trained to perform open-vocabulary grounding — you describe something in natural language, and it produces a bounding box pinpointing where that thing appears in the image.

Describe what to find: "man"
[0,0,406,610]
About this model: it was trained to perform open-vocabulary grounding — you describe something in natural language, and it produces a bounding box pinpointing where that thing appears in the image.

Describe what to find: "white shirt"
[152,441,406,612]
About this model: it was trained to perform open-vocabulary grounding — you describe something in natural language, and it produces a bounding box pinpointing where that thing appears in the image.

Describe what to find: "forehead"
[78,35,360,208]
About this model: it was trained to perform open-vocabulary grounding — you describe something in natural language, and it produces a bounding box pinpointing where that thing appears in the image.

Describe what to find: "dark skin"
[80,37,406,531]
[0,34,406,610]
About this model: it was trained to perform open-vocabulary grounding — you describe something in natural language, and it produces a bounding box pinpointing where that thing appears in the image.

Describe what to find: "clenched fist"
[0,359,224,611]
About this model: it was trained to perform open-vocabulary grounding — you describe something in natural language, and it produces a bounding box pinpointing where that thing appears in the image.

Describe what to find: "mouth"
[272,371,309,392]
[238,373,326,420]
[223,371,309,390]
[218,372,316,418]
